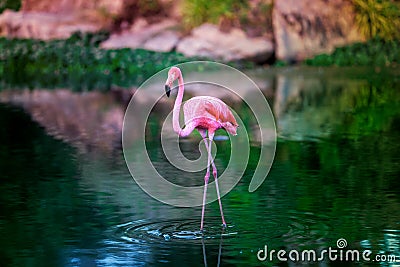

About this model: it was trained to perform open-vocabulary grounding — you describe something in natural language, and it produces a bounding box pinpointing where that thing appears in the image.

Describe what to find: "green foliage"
[0,0,21,13]
[274,60,289,67]
[182,0,248,30]
[181,0,273,37]
[67,31,110,47]
[353,0,400,40]
[305,37,400,66]
[0,32,203,90]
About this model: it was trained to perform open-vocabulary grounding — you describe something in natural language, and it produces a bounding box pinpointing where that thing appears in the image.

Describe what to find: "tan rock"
[143,30,180,52]
[176,23,274,62]
[22,0,125,16]
[0,10,101,40]
[100,19,179,51]
[273,0,364,61]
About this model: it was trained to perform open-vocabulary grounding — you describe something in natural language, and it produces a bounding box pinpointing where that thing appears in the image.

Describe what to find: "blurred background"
[0,0,399,266]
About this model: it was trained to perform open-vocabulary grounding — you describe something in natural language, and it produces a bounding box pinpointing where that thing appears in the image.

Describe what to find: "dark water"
[0,67,400,266]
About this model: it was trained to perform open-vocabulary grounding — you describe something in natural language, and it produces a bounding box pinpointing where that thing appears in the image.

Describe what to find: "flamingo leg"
[199,130,226,229]
[207,132,227,228]
[200,130,211,231]
[212,153,226,228]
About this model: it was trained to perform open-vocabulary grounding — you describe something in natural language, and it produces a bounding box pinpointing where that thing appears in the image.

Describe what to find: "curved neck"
[172,74,184,134]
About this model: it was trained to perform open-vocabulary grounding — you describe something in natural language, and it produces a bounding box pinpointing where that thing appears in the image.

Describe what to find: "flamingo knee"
[212,168,217,178]
[204,172,210,183]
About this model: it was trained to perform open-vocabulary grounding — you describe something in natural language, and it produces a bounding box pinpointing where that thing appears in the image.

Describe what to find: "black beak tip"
[165,84,171,97]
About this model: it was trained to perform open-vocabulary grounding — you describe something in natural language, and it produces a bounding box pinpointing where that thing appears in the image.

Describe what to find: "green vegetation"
[0,32,202,90]
[181,0,273,35]
[304,37,400,66]
[0,0,20,14]
[182,0,248,30]
[353,0,400,40]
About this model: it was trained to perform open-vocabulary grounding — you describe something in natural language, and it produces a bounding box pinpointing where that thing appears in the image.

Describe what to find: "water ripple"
[113,218,237,244]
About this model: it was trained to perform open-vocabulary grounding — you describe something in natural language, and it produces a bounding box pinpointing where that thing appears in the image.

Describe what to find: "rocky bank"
[0,0,364,62]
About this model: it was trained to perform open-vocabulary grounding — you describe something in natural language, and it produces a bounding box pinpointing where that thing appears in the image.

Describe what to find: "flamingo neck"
[172,74,184,134]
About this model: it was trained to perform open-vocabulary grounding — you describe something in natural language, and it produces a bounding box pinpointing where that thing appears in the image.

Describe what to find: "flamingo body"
[183,96,238,135]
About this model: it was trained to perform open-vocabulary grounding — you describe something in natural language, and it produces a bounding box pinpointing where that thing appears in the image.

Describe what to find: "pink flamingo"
[165,67,239,230]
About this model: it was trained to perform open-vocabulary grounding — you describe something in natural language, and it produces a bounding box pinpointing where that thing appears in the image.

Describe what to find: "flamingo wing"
[204,99,237,127]
[183,96,237,127]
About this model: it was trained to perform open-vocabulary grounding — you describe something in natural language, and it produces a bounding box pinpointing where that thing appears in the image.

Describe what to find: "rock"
[273,0,364,61]
[0,10,102,40]
[176,23,274,63]
[22,0,125,16]
[0,0,176,40]
[100,19,180,51]
[143,30,180,52]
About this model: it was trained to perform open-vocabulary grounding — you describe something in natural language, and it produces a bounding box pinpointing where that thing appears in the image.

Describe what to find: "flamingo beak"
[165,84,171,97]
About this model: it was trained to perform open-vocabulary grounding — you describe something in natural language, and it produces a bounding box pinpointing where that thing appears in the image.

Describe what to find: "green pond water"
[0,66,399,266]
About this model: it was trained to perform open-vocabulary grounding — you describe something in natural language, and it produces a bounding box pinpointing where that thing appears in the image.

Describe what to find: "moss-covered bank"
[0,32,256,90]
[304,38,400,67]
[0,32,205,90]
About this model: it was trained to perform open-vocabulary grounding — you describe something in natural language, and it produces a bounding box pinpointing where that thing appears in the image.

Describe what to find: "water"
[0,66,400,266]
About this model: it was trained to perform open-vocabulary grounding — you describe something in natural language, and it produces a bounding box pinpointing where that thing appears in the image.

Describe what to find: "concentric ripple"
[112,211,333,249]
[113,218,238,244]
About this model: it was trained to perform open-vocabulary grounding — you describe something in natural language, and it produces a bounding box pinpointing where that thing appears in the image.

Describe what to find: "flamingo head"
[165,67,181,97]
